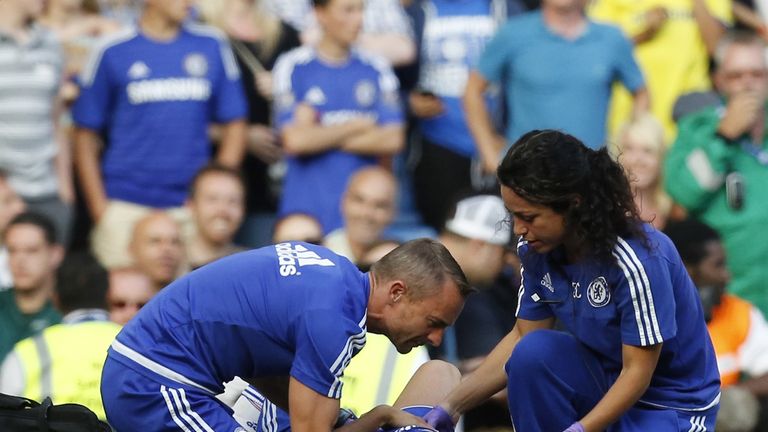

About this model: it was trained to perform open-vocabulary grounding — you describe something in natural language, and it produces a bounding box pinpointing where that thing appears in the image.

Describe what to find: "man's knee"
[416,360,461,385]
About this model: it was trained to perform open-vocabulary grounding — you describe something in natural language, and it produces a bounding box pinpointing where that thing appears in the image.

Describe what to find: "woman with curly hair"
[423,130,721,432]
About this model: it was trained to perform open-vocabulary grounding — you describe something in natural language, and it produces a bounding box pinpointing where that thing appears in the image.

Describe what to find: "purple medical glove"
[563,421,585,432]
[422,406,454,432]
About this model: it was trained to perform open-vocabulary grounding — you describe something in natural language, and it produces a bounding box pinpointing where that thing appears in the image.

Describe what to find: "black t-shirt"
[234,22,301,213]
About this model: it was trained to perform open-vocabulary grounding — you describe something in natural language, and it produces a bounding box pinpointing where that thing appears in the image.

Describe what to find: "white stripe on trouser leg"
[168,388,204,432]
[699,416,707,431]
[161,385,194,432]
[178,388,215,432]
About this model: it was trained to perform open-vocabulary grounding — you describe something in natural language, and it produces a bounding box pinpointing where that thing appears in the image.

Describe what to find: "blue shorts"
[101,355,244,432]
[103,354,436,432]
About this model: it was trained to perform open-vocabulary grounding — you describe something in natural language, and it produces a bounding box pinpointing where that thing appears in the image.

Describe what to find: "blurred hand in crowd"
[409,91,444,118]
[247,124,282,164]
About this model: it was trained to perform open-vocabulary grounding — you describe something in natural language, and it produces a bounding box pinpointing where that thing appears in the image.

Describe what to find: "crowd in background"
[1,0,768,430]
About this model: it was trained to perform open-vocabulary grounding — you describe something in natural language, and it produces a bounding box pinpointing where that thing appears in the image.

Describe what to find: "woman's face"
[618,133,661,191]
[501,185,568,255]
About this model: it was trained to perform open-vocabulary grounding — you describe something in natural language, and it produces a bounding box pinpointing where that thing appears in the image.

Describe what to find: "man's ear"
[50,244,65,270]
[390,280,407,303]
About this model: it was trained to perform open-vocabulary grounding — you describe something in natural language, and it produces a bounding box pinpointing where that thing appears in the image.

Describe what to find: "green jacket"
[0,289,61,361]
[665,105,768,315]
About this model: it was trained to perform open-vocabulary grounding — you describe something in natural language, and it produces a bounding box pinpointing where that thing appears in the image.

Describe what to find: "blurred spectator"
[589,0,732,140]
[265,0,416,67]
[273,0,405,233]
[356,238,401,271]
[197,0,302,249]
[0,252,120,420]
[665,30,768,316]
[436,194,511,359]
[613,113,684,229]
[665,218,768,431]
[95,0,143,26]
[0,0,74,246]
[438,195,509,289]
[465,0,648,175]
[185,164,245,269]
[272,213,324,244]
[437,194,514,429]
[40,0,123,104]
[717,385,761,432]
[129,212,185,291]
[0,171,27,289]
[107,267,154,325]
[324,166,397,263]
[409,0,524,231]
[72,0,247,269]
[0,213,63,361]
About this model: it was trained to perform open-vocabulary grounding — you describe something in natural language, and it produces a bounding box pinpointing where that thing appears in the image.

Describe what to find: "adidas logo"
[540,273,554,292]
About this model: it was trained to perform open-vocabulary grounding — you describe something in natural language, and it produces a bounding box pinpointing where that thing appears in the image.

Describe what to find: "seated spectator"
[666,218,768,431]
[665,30,768,317]
[614,113,684,229]
[0,170,26,289]
[437,194,515,430]
[0,252,120,420]
[272,0,405,234]
[0,213,64,361]
[186,165,246,269]
[129,212,186,291]
[272,213,324,244]
[324,166,398,264]
[356,239,401,272]
[108,267,155,326]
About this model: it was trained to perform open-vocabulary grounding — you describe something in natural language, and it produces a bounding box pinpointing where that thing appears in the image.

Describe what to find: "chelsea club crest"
[587,276,610,308]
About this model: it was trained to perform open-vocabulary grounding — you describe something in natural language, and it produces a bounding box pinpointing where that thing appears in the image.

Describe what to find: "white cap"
[445,195,511,246]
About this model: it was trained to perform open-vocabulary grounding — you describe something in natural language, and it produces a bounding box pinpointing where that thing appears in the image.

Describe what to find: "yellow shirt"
[589,0,732,142]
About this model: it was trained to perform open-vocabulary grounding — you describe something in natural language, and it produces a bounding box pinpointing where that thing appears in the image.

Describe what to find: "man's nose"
[427,328,444,347]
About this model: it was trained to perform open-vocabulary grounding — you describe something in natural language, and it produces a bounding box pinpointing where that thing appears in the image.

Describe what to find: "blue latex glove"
[422,406,454,432]
[563,422,585,432]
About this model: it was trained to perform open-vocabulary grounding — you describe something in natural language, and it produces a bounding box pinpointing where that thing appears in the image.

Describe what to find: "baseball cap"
[445,195,510,245]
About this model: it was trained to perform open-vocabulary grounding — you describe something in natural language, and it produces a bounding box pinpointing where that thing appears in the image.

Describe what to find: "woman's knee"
[505,330,575,375]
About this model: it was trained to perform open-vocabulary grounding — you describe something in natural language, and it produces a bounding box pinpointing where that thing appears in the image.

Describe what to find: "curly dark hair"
[497,130,646,262]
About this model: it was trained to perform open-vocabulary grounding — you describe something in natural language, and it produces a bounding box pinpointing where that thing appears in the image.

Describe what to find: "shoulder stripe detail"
[355,49,399,92]
[272,46,314,95]
[617,237,662,343]
[80,27,138,86]
[613,237,662,345]
[185,23,240,80]
[328,330,366,398]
